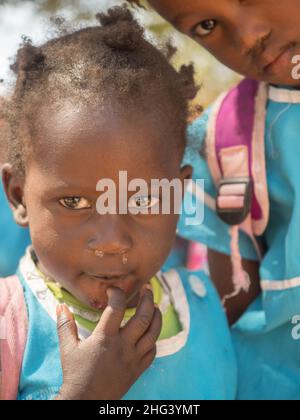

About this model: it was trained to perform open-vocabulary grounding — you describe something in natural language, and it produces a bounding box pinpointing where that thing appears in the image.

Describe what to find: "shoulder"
[188,107,212,137]
[0,275,28,400]
[186,78,259,149]
[0,275,23,312]
[161,267,217,303]
[182,107,214,181]
[160,268,233,351]
[0,275,27,340]
[185,107,212,155]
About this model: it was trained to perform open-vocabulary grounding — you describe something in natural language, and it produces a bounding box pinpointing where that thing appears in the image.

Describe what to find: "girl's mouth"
[262,43,296,76]
[88,280,140,310]
[80,272,141,310]
[87,273,129,282]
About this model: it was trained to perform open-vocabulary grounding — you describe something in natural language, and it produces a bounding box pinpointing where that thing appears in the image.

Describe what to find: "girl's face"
[4,102,191,310]
[149,0,300,86]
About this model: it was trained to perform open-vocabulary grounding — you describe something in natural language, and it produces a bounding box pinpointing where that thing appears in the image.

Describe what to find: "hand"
[55,286,162,400]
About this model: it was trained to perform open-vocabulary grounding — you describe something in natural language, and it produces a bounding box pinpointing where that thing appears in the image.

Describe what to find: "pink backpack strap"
[0,276,28,400]
[206,79,269,235]
[205,79,269,303]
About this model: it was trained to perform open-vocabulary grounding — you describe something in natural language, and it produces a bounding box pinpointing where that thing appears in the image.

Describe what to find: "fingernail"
[141,284,152,294]
[56,304,65,317]
[106,288,114,299]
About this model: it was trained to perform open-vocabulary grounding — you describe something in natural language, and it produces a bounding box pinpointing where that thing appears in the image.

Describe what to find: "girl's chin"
[259,72,300,87]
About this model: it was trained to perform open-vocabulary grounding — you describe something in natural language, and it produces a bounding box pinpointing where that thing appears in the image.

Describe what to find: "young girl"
[0,6,236,400]
[141,0,300,400]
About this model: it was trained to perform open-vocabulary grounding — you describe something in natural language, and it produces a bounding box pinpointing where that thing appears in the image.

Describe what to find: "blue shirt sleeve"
[179,108,259,261]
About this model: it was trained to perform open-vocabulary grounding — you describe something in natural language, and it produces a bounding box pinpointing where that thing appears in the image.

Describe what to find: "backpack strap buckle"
[216,177,252,226]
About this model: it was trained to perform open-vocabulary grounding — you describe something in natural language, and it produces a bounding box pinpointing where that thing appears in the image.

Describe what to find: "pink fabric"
[222,226,251,305]
[240,216,263,260]
[250,83,270,236]
[220,145,249,178]
[207,79,268,303]
[217,196,245,209]
[215,79,262,220]
[187,242,208,271]
[219,184,246,196]
[0,276,28,400]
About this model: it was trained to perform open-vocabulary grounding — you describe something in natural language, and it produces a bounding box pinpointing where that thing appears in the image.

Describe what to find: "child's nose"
[87,214,133,255]
[235,18,271,57]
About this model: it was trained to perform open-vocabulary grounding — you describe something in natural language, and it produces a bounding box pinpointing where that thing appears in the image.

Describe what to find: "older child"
[143,0,300,399]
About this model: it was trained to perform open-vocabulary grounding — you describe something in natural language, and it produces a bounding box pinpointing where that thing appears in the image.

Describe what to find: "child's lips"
[86,274,140,310]
[86,272,130,283]
[81,271,140,310]
[84,271,138,295]
[262,43,295,75]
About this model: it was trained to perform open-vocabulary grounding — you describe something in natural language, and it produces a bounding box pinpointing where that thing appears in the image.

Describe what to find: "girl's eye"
[128,195,160,211]
[59,197,92,210]
[193,19,217,37]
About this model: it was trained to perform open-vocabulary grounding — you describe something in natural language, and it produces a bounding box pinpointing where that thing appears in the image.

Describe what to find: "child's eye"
[128,195,160,211]
[59,197,92,210]
[192,19,217,37]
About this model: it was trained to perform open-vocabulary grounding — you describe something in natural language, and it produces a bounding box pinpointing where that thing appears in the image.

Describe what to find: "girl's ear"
[1,163,29,227]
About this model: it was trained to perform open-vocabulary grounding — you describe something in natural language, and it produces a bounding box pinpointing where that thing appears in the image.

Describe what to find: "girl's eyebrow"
[44,183,99,196]
[171,11,199,27]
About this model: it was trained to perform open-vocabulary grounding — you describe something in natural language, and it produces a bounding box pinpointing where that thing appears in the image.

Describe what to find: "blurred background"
[0,0,240,108]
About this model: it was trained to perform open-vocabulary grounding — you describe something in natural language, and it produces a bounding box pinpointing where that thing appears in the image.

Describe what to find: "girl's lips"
[88,278,140,310]
[81,272,140,309]
[87,273,129,282]
[263,44,295,76]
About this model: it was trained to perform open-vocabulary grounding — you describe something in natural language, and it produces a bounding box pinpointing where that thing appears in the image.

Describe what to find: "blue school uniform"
[180,84,300,400]
[16,247,237,400]
[0,181,30,277]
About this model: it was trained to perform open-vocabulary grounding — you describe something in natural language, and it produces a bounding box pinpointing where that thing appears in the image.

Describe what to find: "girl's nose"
[234,17,271,57]
[87,214,133,256]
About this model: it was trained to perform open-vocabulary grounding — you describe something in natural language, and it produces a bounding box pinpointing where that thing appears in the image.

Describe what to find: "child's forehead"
[38,101,178,143]
[31,101,182,175]
[149,0,221,15]
[148,0,245,22]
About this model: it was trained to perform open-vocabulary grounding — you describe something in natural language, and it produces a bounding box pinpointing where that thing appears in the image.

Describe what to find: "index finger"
[93,287,126,337]
[121,286,155,344]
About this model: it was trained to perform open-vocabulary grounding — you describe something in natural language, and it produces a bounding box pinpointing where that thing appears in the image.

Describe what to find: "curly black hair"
[1,5,198,174]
